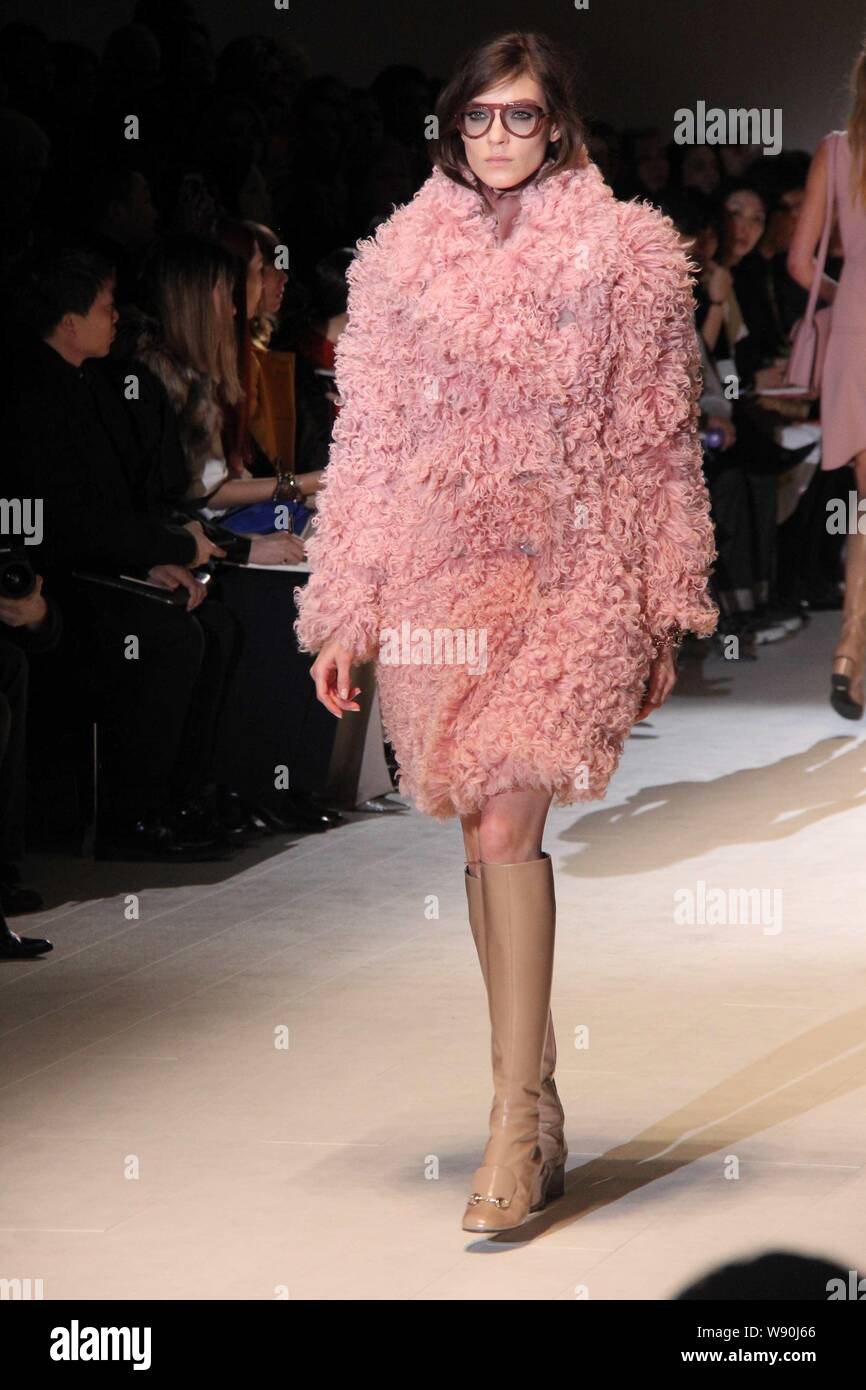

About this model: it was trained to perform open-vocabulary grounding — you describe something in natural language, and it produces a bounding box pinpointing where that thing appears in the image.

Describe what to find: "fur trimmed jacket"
[292,156,719,819]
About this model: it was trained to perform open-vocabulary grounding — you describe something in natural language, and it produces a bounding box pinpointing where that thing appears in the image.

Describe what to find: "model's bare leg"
[831,449,866,717]
[460,809,482,877]
[477,786,552,861]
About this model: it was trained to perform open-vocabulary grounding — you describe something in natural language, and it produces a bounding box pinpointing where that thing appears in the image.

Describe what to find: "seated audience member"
[696,185,803,641]
[0,248,241,861]
[0,567,60,956]
[661,193,744,648]
[288,247,354,474]
[120,233,315,553]
[119,234,339,834]
[242,221,325,518]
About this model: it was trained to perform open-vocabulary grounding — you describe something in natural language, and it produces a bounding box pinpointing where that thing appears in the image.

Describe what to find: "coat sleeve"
[292,230,404,660]
[605,202,718,643]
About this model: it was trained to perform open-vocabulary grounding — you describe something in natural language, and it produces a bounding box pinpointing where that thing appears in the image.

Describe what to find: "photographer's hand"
[0,574,49,631]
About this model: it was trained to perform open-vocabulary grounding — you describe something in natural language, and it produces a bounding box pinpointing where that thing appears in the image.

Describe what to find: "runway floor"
[3,609,866,1300]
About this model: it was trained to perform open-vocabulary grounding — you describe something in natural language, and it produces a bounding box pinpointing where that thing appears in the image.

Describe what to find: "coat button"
[517,539,537,555]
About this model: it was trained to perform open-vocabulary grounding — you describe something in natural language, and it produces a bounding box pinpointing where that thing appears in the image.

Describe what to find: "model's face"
[724,190,765,262]
[458,75,560,190]
[65,282,117,359]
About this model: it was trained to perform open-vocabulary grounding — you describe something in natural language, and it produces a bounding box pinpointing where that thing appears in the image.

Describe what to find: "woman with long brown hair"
[788,41,866,717]
[294,31,717,1232]
[128,234,313,564]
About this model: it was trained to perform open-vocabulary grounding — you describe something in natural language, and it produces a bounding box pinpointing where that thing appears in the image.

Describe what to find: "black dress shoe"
[215,786,264,844]
[250,792,331,834]
[0,881,44,915]
[171,790,237,851]
[94,813,232,862]
[0,926,53,959]
[307,796,345,826]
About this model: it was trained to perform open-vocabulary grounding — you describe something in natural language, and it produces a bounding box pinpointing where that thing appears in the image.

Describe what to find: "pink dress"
[821,130,866,471]
[293,158,717,822]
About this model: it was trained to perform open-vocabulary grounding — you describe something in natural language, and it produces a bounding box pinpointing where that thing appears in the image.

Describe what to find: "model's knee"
[478,813,538,864]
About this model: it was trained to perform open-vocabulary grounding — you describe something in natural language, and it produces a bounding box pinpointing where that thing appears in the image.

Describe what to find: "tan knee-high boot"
[831,529,866,718]
[464,860,567,1201]
[462,853,559,1233]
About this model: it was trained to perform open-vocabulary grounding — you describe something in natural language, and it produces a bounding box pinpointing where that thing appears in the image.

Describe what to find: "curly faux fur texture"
[293,159,718,819]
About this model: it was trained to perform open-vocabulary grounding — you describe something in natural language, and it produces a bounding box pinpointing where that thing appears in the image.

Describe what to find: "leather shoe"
[252,792,332,834]
[94,812,232,862]
[0,925,53,959]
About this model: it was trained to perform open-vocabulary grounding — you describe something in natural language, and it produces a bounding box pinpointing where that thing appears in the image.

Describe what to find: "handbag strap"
[803,131,838,326]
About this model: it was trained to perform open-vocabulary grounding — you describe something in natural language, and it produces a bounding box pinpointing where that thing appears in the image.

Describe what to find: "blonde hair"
[145,236,243,406]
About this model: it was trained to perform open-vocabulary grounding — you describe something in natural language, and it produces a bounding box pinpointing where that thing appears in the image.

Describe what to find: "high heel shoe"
[464,859,567,1212]
[462,854,558,1233]
[830,530,866,719]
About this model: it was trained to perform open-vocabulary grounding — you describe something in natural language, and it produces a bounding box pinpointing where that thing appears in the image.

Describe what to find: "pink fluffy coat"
[293,158,718,821]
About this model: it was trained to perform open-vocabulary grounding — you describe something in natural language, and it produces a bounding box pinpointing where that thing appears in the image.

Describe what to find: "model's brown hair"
[432,30,588,191]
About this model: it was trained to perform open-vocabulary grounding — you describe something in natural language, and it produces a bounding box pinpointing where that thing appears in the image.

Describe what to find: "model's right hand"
[310,639,362,719]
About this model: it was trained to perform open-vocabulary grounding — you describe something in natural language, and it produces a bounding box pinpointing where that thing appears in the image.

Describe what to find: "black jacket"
[1,337,249,576]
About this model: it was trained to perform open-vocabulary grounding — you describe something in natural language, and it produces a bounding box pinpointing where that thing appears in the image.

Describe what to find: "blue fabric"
[217,499,313,536]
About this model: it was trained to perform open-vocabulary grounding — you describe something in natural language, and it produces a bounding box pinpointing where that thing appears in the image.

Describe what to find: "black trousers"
[0,638,27,870]
[211,567,337,813]
[61,582,240,821]
[704,457,777,608]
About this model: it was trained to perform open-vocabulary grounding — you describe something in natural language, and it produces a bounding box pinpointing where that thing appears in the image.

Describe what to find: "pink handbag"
[784,132,837,391]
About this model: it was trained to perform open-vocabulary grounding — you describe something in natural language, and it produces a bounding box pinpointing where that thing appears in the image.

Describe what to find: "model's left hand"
[633,647,678,723]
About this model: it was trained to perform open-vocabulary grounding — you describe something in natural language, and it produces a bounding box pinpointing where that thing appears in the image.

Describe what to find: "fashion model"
[789,43,866,719]
[294,31,718,1233]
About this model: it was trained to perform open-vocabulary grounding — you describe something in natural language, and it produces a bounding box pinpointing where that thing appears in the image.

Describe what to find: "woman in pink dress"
[293,31,717,1232]
[789,44,866,718]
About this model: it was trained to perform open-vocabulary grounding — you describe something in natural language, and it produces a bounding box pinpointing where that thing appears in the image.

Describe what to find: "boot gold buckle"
[467,1192,511,1208]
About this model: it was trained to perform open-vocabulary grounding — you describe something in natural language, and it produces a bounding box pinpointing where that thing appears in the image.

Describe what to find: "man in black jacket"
[1,248,240,861]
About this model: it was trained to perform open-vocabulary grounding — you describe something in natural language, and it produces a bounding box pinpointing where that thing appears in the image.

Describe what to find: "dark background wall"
[2,0,863,151]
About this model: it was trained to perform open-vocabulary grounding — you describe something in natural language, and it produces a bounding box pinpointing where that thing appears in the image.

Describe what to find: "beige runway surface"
[2,611,865,1300]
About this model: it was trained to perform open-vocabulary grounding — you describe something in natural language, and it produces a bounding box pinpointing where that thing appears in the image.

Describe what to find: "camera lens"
[0,559,36,599]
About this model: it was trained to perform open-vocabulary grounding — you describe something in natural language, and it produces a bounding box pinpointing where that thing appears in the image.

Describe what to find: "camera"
[0,548,37,600]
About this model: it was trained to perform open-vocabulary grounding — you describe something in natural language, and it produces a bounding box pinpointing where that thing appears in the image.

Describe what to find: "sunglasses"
[455,101,553,139]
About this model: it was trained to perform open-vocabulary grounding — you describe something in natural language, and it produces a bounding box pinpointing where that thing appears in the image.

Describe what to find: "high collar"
[466,156,557,244]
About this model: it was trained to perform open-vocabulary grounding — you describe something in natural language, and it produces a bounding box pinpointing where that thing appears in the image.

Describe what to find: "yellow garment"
[249,342,298,471]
